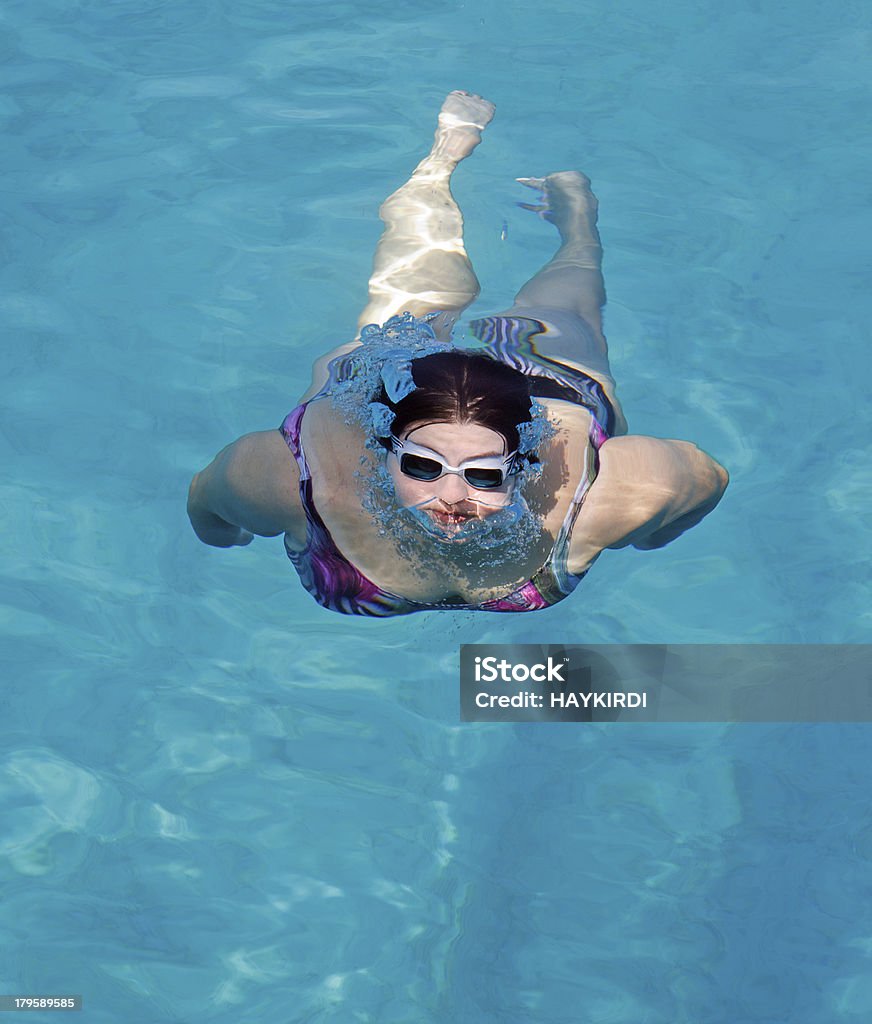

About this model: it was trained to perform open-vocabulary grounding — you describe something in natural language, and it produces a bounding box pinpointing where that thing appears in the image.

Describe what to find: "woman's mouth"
[428,508,475,527]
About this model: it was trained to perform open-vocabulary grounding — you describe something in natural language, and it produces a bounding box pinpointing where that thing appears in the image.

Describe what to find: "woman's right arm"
[187,431,304,548]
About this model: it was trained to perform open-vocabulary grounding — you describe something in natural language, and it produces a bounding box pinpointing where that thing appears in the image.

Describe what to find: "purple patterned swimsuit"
[279,316,615,616]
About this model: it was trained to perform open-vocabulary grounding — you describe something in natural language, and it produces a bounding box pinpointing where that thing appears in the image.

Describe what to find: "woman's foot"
[431,91,496,163]
[516,171,600,245]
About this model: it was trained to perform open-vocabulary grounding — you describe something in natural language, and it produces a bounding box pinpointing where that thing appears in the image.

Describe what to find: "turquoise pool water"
[2,0,871,1020]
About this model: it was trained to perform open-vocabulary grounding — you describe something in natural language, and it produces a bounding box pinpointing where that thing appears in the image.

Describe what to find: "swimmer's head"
[372,351,535,541]
[386,420,520,539]
[339,332,551,548]
[375,349,535,458]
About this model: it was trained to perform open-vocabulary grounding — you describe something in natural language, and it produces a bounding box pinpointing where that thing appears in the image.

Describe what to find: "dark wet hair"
[377,350,533,452]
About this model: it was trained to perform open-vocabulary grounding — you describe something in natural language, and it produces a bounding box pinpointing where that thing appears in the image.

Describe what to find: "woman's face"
[387,420,515,537]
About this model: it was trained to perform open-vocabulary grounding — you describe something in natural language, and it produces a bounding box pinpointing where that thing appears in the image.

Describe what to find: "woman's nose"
[436,471,470,502]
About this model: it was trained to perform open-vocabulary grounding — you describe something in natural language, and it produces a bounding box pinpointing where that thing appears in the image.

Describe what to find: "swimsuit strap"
[548,413,604,588]
[279,404,310,478]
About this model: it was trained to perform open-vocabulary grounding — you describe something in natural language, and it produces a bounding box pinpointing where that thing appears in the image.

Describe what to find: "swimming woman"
[187,91,728,615]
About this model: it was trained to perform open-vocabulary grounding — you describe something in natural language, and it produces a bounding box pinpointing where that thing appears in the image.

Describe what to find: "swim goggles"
[388,435,520,490]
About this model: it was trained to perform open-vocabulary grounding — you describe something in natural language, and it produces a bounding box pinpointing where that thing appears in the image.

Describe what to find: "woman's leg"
[355,90,494,337]
[497,171,611,371]
[303,92,493,400]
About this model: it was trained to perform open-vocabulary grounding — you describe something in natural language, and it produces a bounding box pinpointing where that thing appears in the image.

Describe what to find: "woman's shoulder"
[299,396,372,475]
[296,397,374,522]
[566,435,729,571]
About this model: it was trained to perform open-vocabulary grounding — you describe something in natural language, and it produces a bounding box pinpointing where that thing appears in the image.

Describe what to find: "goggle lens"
[463,467,505,488]
[400,454,444,482]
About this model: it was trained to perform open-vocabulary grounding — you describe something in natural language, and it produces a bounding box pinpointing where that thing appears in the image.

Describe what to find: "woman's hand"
[187,473,254,547]
[193,518,254,548]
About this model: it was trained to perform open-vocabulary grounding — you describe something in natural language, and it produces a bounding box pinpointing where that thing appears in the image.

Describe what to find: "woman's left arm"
[567,436,729,569]
[631,469,728,549]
